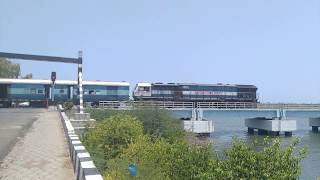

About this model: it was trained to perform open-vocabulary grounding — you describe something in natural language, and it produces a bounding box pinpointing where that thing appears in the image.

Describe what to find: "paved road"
[0,108,75,179]
[0,108,44,160]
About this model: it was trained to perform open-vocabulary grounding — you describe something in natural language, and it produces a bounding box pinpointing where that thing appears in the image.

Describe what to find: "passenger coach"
[0,79,129,107]
[133,82,257,103]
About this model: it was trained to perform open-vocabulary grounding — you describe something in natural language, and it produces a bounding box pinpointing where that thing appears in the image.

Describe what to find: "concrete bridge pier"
[284,131,293,136]
[245,117,296,136]
[309,118,320,132]
[312,126,319,132]
[182,109,214,136]
[269,131,280,136]
[257,129,268,135]
[248,127,254,135]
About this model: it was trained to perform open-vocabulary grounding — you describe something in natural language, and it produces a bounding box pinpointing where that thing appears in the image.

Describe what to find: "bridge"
[98,101,320,111]
[97,101,320,135]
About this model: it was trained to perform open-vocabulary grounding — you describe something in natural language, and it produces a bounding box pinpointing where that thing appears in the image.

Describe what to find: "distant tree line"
[0,58,32,79]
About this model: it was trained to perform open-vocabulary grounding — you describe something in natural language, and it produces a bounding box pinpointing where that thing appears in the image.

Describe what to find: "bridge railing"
[257,103,320,109]
[196,102,257,109]
[98,101,320,110]
[98,101,195,109]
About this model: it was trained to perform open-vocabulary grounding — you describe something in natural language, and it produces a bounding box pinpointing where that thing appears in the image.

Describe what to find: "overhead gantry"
[0,51,85,114]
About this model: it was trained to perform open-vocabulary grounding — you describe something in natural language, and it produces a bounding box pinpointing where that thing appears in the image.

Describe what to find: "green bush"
[128,108,185,141]
[82,114,144,171]
[88,109,123,121]
[63,100,74,111]
[84,110,306,179]
[202,137,306,180]
[89,108,185,142]
[104,135,219,180]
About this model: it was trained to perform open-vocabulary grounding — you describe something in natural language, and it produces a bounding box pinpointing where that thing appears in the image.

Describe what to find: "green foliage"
[63,100,74,111]
[105,135,219,180]
[103,135,167,180]
[88,109,124,121]
[22,73,33,79]
[0,58,20,78]
[128,108,185,141]
[89,108,185,142]
[82,114,144,171]
[84,110,306,180]
[216,137,306,180]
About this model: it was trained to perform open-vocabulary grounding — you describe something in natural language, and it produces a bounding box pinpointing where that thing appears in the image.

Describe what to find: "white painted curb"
[58,105,103,180]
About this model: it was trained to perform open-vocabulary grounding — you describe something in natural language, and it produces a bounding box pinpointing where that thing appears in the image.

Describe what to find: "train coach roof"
[0,78,129,86]
[150,82,256,88]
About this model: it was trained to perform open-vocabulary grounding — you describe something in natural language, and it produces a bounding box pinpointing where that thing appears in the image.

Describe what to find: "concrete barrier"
[57,105,103,180]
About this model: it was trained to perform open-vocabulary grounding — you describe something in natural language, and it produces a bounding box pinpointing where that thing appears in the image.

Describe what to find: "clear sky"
[1,0,320,103]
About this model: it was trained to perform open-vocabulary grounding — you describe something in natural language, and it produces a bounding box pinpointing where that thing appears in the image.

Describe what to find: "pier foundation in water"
[245,117,296,136]
[309,118,320,132]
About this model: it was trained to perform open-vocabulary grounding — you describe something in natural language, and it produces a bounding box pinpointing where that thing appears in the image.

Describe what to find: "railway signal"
[51,72,56,84]
[51,72,56,102]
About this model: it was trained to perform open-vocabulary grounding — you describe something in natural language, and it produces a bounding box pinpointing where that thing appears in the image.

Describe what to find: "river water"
[202,110,320,180]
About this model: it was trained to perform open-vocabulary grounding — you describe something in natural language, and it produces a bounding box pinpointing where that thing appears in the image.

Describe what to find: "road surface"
[0,108,43,160]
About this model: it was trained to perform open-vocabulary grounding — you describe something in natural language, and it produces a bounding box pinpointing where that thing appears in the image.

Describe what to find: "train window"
[89,90,95,95]
[95,90,101,95]
[138,87,149,91]
[37,89,44,94]
[30,88,36,94]
[74,89,79,95]
[152,90,160,94]
[59,89,65,94]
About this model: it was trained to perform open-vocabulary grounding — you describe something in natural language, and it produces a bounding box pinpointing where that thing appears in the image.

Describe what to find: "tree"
[22,73,33,79]
[89,108,185,142]
[85,110,307,180]
[82,114,144,171]
[205,137,307,180]
[128,108,185,142]
[0,58,20,78]
[104,135,220,180]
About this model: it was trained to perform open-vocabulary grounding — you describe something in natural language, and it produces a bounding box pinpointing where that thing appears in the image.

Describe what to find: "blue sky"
[1,0,320,103]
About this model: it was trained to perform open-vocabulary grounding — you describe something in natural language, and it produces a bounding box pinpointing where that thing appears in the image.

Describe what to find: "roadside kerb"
[58,105,103,180]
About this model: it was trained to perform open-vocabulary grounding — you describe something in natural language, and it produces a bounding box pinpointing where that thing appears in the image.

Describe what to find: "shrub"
[63,100,74,111]
[128,108,185,141]
[216,137,306,180]
[85,110,307,179]
[82,114,144,171]
[89,108,185,142]
[105,135,220,180]
[88,109,123,121]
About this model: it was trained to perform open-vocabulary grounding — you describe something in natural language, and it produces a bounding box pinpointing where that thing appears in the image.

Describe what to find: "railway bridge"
[98,101,320,135]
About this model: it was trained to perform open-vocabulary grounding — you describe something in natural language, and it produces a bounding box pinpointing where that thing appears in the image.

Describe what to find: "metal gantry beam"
[0,52,81,64]
[0,51,84,113]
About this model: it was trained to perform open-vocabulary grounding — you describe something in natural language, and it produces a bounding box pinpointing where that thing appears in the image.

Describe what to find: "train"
[133,82,257,103]
[0,78,129,107]
[0,78,258,107]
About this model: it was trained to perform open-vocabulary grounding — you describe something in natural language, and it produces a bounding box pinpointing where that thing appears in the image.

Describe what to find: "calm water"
[174,110,320,179]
